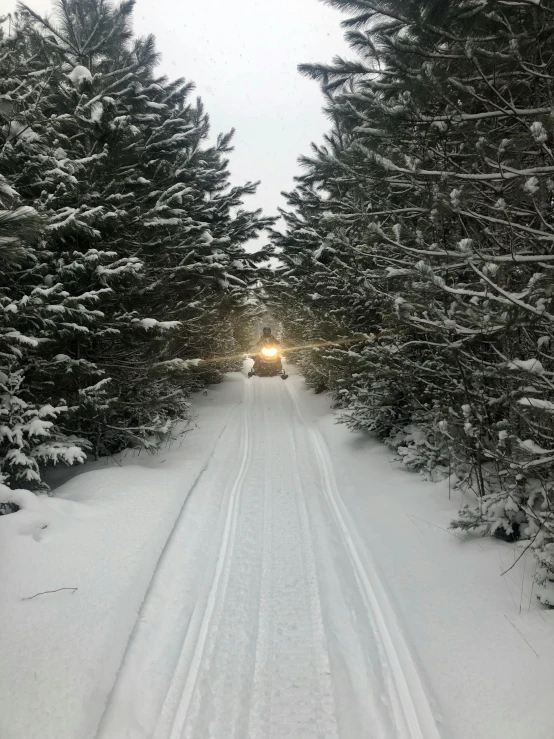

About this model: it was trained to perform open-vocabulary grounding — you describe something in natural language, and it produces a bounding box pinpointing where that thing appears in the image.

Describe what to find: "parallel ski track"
[152,379,255,739]
[94,396,245,739]
[285,381,440,739]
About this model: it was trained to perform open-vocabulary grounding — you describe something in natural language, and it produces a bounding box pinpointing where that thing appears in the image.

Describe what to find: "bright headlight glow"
[261,347,278,357]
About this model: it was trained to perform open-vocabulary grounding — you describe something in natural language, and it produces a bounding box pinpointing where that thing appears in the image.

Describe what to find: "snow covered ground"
[1,365,553,739]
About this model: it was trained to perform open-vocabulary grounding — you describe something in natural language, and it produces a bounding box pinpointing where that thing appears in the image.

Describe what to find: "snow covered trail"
[4,368,554,738]
[97,370,440,739]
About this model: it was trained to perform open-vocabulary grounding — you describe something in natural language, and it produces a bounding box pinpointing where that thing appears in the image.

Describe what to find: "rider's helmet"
[263,327,272,338]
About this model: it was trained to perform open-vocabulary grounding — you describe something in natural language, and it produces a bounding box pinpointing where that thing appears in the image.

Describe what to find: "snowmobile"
[248,345,288,379]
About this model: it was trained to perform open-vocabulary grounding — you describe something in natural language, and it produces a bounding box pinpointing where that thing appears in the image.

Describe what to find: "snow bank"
[0,484,50,513]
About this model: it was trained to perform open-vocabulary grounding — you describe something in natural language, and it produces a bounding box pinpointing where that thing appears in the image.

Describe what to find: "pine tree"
[272,0,554,601]
[0,0,273,489]
[0,16,90,492]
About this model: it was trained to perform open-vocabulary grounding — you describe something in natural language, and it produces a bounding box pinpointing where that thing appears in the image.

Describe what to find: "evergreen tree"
[272,0,554,603]
[0,0,272,489]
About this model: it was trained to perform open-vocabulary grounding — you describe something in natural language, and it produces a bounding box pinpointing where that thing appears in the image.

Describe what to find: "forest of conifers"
[2,0,554,604]
[0,0,273,489]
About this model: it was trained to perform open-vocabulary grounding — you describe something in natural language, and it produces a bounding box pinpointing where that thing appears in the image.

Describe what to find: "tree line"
[270,0,554,606]
[0,0,271,495]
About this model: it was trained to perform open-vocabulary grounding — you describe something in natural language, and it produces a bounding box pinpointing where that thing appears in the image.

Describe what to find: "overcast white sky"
[10,0,350,227]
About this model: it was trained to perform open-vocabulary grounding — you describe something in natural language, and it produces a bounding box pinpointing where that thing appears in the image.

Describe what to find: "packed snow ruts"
[2,370,554,739]
[100,373,439,739]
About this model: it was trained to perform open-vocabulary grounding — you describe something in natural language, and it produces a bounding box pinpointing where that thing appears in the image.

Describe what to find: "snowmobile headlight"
[261,347,278,357]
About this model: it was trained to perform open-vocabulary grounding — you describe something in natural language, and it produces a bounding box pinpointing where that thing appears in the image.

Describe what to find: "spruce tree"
[272,0,554,601]
[0,0,272,489]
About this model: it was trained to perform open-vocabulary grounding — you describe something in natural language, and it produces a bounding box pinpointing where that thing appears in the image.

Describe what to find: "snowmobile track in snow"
[286,381,440,739]
[152,380,256,738]
[156,379,339,739]
[97,372,440,739]
[246,384,337,738]
[95,395,248,739]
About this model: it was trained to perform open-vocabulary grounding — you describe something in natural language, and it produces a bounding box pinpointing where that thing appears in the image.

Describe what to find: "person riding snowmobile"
[252,327,280,372]
[255,327,280,350]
